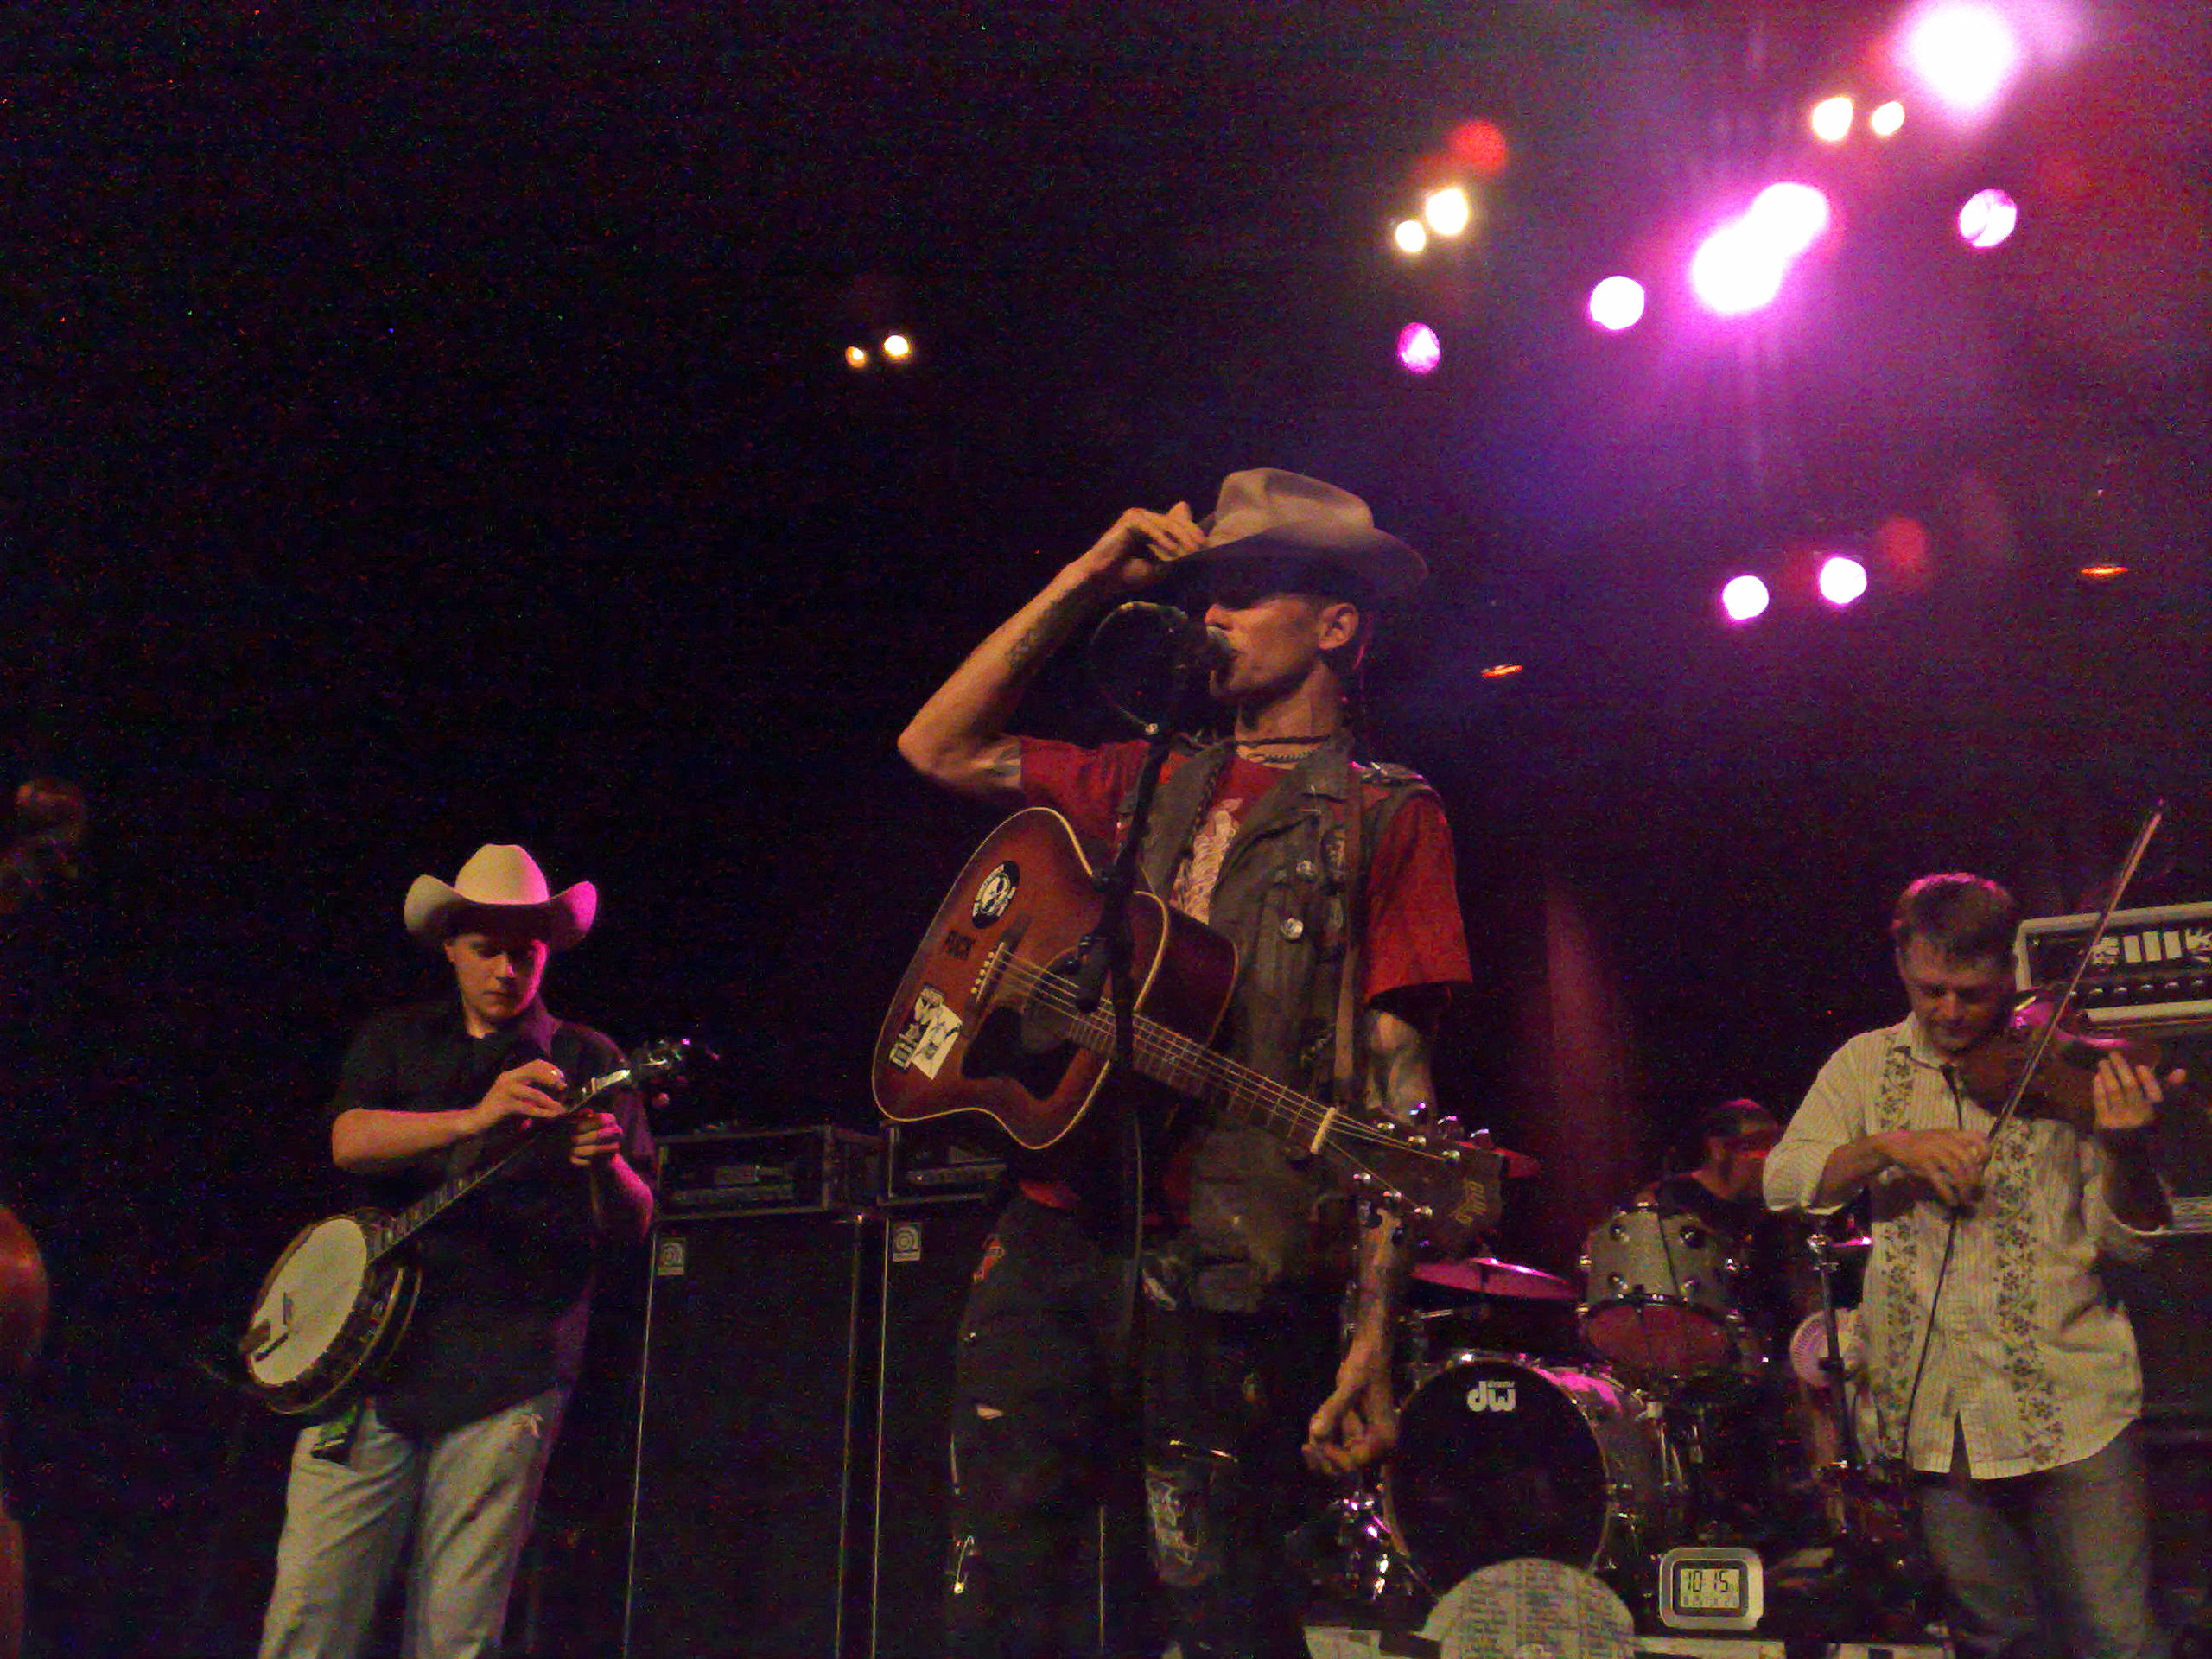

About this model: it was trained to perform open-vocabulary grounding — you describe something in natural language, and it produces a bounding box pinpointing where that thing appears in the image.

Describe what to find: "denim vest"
[1119,737,1428,1309]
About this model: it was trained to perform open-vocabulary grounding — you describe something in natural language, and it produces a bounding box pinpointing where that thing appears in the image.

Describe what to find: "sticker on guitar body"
[887,986,963,1079]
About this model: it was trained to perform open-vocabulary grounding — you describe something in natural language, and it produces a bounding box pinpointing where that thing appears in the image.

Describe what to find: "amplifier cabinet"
[623,1209,884,1659]
[658,1125,881,1219]
[868,1198,1003,1659]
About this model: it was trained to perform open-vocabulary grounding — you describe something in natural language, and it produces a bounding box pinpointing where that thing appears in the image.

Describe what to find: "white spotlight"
[1587,276,1647,333]
[1422,186,1473,238]
[1810,96,1856,143]
[1393,219,1429,256]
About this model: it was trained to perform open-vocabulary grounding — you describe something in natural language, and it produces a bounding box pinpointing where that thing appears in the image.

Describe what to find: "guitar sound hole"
[961,1005,1076,1099]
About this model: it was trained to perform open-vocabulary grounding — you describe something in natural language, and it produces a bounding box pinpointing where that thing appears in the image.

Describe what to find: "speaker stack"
[620,1122,1004,1659]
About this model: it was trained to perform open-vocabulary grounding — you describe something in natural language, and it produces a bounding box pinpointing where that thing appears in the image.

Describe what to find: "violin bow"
[1986,799,2164,1136]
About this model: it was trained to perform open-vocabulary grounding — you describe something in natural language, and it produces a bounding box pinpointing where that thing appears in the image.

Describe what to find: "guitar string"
[990,952,1459,1179]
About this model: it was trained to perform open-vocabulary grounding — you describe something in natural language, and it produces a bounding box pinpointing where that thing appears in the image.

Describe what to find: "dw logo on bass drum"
[1463,1378,1518,1413]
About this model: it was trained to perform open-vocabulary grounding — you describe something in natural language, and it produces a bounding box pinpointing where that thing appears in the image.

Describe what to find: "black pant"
[946,1194,1334,1659]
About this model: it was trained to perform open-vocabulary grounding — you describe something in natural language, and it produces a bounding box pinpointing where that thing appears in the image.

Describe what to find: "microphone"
[1107,601,1230,674]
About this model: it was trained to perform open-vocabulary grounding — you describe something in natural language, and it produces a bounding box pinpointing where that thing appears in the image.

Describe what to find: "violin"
[1955,995,2180,1137]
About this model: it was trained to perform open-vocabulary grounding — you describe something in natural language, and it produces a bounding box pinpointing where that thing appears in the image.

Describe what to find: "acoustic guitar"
[241,1039,686,1417]
[874,809,1501,1256]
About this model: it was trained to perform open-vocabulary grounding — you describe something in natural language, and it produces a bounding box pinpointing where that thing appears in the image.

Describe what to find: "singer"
[1764,873,2178,1659]
[898,468,1472,1658]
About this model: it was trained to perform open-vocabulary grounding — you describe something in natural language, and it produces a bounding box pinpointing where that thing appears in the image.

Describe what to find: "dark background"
[3,1,2208,1649]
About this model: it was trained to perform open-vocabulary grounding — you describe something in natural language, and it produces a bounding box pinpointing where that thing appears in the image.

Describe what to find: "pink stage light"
[1958,188,2019,249]
[1587,276,1647,332]
[1747,183,1834,257]
[1396,322,1442,375]
[1720,575,1771,621]
[1689,221,1789,316]
[1897,1,2024,120]
[1689,182,1833,316]
[1817,555,1869,606]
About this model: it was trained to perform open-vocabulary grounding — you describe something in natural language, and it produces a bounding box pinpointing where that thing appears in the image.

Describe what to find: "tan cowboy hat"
[403,844,597,950]
[1188,467,1427,601]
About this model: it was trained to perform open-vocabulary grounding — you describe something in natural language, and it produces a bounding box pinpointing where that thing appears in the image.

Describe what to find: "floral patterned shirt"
[1764,1015,2158,1478]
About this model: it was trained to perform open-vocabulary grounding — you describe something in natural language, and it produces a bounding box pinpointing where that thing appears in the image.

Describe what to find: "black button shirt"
[324,997,653,1435]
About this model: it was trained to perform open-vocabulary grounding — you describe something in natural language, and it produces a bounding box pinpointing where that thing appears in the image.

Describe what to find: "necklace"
[1233,732,1338,766]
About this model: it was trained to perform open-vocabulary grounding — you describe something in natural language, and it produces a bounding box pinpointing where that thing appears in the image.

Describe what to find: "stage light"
[1810,96,1855,143]
[882,333,914,361]
[1396,322,1443,376]
[1747,182,1834,257]
[1479,663,1523,680]
[1587,276,1647,333]
[844,345,871,370]
[1897,1,2024,121]
[1422,186,1473,238]
[2077,563,2129,584]
[1720,575,1771,622]
[1393,219,1429,256]
[1689,182,1834,317]
[1689,220,1789,316]
[1869,99,1907,137]
[1818,555,1870,606]
[1448,119,1511,179]
[1958,188,2018,249]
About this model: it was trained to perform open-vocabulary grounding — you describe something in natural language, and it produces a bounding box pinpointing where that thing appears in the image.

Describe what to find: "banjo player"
[257,843,654,1659]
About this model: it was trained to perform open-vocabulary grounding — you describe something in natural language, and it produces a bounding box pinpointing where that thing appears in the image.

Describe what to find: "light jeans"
[1917,1424,2170,1659]
[258,1389,566,1659]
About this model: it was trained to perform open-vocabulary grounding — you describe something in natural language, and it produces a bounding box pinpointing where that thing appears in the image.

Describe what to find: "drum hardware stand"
[1806,1231,1864,1490]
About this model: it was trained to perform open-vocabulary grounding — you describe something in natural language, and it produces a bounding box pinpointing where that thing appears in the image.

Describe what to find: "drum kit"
[1317,1189,1916,1640]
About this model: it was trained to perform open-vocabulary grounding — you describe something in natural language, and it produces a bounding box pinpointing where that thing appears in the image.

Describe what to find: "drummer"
[1645,1099,1779,1228]
[1639,1099,1797,1339]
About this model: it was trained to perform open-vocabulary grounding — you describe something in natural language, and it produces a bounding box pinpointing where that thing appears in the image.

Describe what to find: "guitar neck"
[1053,982,1332,1153]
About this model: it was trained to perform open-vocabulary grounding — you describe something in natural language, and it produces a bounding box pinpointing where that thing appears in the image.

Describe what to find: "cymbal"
[1411,1255,1578,1302]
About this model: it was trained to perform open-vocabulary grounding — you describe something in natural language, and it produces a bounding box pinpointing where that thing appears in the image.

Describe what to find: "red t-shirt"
[1016,736,1472,1005]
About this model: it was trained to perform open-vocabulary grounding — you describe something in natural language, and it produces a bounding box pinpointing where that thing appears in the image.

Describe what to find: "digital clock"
[1657,1546,1763,1631]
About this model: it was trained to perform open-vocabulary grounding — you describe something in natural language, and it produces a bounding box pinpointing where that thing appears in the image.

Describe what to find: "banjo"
[240,1039,686,1417]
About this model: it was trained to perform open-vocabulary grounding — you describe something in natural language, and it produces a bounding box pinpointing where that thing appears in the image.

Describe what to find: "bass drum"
[1383,1352,1673,1595]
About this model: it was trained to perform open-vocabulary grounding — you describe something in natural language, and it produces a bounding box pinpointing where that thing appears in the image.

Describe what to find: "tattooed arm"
[1304,1003,1431,1476]
[896,504,1205,803]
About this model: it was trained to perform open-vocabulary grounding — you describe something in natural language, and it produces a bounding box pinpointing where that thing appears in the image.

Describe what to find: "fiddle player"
[897,469,1471,1658]
[258,845,654,1659]
[1764,873,2179,1659]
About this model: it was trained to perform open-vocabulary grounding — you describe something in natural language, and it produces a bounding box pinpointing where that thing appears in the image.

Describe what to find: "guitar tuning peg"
[1404,1102,1432,1123]
[1469,1128,1495,1147]
[1436,1116,1463,1140]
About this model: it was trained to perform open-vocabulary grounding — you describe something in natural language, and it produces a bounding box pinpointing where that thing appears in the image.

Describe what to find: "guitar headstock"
[1325,1112,1504,1259]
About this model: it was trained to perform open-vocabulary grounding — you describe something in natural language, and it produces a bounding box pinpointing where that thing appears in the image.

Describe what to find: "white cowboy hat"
[403,843,597,950]
[1188,467,1427,601]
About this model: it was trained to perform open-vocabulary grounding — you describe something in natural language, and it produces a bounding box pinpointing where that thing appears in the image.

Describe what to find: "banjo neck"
[367,1062,641,1262]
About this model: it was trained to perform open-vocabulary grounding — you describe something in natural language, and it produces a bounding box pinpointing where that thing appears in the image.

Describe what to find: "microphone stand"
[1065,613,1213,1643]
[1069,620,1215,1055]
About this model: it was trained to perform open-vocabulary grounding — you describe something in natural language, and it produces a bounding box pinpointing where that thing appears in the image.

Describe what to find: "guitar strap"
[1329,756,1369,1112]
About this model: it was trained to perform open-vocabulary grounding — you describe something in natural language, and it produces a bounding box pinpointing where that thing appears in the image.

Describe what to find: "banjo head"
[245,1215,375,1389]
